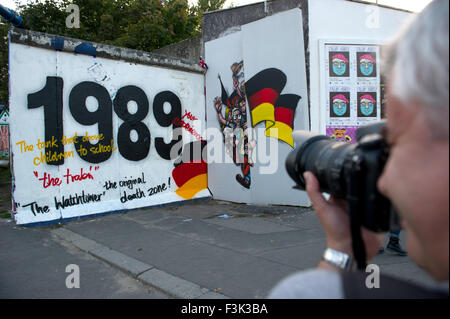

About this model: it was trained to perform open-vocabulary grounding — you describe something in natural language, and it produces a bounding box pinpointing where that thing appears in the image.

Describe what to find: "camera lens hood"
[286,131,330,189]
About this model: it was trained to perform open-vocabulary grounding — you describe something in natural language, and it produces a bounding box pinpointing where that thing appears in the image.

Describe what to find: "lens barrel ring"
[286,135,330,189]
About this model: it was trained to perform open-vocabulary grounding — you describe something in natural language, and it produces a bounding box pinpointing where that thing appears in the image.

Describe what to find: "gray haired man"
[269,0,449,298]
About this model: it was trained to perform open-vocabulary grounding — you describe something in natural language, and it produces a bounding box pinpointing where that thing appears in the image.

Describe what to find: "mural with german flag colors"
[172,140,208,200]
[9,29,211,225]
[205,8,310,206]
[245,68,301,148]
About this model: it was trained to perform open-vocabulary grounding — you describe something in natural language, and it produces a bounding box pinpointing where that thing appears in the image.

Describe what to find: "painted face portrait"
[332,98,347,116]
[239,99,246,113]
[331,53,349,76]
[232,109,242,124]
[332,59,347,76]
[359,54,376,76]
[359,94,377,116]
[360,98,375,116]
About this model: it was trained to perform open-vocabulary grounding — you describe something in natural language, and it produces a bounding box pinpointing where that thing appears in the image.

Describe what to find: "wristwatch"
[322,248,353,270]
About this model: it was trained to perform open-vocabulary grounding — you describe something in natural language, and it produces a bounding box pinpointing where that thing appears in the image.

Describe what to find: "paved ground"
[0,218,170,298]
[0,197,440,299]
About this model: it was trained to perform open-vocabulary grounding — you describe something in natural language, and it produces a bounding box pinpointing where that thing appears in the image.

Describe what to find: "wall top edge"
[9,27,205,75]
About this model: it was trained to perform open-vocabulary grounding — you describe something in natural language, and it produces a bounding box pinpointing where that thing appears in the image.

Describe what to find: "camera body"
[286,121,398,232]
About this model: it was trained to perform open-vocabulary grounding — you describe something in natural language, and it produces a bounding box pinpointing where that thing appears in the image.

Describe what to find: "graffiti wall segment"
[9,35,210,225]
[205,8,310,206]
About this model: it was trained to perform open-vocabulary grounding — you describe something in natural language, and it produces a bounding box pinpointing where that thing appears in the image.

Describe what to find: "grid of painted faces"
[329,51,377,119]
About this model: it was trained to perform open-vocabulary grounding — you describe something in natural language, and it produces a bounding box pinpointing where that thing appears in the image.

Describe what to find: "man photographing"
[270,0,448,298]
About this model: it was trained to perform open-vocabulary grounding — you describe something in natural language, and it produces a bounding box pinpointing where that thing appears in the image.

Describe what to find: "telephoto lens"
[285,131,357,197]
[285,121,397,232]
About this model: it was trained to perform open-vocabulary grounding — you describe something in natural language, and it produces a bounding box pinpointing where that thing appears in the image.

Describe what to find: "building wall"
[203,0,309,44]
[308,0,412,134]
[153,36,203,62]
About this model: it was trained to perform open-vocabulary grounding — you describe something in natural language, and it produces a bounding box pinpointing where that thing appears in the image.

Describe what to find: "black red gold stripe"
[172,140,208,199]
[245,69,287,127]
[265,94,300,147]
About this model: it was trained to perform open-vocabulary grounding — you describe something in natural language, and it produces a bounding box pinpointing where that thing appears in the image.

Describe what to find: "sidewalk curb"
[51,228,230,299]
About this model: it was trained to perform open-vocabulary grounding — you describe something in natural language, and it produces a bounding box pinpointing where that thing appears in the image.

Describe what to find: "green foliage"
[193,0,226,31]
[196,0,227,12]
[17,0,203,49]
[111,0,201,51]
[0,0,228,108]
[0,166,10,184]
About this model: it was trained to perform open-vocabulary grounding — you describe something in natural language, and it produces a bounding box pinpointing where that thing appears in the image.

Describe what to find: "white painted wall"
[9,43,210,225]
[308,0,413,133]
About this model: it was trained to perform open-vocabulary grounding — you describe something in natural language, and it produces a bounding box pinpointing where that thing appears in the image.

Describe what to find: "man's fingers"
[304,172,328,212]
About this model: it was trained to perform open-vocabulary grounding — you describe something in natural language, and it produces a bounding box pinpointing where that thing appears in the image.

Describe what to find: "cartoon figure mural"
[329,52,349,77]
[213,61,253,189]
[213,66,300,189]
[358,93,377,117]
[330,93,350,117]
[357,52,377,77]
[204,7,310,206]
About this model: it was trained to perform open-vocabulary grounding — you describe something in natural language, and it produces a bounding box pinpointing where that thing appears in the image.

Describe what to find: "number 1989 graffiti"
[27,76,183,165]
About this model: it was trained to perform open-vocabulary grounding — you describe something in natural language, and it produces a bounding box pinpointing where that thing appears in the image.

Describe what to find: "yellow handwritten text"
[89,139,117,155]
[16,140,34,153]
[33,150,74,166]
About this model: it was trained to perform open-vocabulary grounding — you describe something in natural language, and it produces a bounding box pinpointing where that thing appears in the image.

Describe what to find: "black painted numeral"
[69,81,114,164]
[28,77,184,165]
[113,86,151,161]
[27,76,65,165]
[153,91,183,160]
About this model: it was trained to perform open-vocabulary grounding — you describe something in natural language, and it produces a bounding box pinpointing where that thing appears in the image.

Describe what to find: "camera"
[286,120,400,233]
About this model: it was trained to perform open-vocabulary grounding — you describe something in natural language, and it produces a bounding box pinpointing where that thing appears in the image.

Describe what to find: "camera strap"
[347,153,367,270]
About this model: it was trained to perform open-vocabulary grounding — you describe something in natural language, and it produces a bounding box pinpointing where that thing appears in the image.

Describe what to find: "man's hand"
[304,171,385,267]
